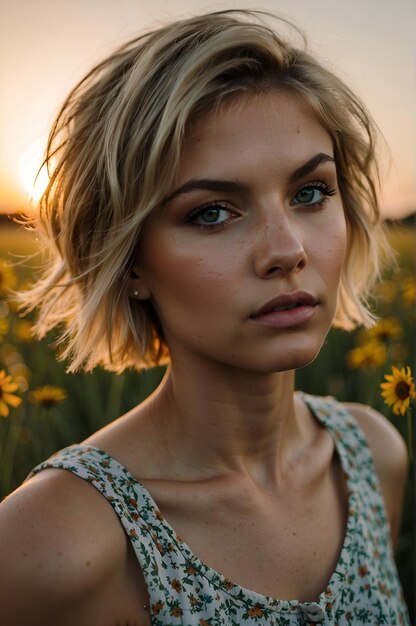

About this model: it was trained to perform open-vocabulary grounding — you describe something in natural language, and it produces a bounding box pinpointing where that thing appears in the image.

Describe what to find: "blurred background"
[0,0,415,620]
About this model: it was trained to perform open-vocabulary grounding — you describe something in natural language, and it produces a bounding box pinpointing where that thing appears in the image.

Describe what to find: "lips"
[250,291,318,319]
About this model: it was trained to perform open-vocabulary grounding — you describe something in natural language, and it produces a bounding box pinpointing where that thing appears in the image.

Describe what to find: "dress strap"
[28,444,186,615]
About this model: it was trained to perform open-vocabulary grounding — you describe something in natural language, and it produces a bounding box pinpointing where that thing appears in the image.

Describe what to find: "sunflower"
[29,385,67,408]
[0,369,22,418]
[0,260,18,298]
[365,318,402,343]
[347,341,387,370]
[380,366,415,416]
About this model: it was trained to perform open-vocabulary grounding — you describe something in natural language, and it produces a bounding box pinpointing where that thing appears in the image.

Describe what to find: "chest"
[150,460,348,603]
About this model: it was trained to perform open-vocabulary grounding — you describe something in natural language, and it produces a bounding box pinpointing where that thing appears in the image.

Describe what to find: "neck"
[146,354,313,489]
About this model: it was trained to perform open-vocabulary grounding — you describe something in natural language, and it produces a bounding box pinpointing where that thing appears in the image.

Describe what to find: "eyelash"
[184,180,337,231]
[184,201,238,232]
[291,180,337,209]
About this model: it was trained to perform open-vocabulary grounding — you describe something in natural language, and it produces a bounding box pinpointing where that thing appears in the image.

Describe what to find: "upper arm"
[344,402,408,548]
[0,470,137,625]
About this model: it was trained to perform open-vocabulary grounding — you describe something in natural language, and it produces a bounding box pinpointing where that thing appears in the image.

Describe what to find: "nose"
[253,211,307,278]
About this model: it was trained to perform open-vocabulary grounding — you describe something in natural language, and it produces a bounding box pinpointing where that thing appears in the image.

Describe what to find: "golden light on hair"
[17,11,393,372]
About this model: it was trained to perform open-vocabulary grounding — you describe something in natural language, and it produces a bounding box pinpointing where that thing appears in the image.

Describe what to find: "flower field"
[0,217,415,618]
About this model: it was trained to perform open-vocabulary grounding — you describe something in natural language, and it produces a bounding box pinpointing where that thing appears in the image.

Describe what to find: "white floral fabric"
[30,393,410,625]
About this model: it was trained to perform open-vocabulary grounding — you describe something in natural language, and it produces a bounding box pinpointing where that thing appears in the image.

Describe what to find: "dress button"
[300,602,326,623]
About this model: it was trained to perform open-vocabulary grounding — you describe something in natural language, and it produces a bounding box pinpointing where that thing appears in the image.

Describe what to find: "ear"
[128,265,152,301]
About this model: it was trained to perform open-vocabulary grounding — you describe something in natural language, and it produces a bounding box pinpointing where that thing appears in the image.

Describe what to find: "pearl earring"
[130,288,140,298]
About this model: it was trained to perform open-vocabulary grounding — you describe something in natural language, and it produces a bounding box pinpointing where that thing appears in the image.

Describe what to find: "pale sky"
[1,0,415,218]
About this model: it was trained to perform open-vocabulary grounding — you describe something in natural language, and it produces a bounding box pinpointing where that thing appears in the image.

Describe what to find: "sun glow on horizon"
[18,140,50,204]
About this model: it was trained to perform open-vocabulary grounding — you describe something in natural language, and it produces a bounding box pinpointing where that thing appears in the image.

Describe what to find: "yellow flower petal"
[29,385,67,409]
[3,393,22,408]
[380,365,415,416]
[1,381,19,393]
[347,341,387,370]
[0,369,22,417]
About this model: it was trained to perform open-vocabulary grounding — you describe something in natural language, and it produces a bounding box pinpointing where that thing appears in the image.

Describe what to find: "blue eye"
[292,182,336,207]
[197,206,229,224]
[186,202,238,231]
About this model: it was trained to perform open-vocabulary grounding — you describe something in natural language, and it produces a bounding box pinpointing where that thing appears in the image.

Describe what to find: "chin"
[256,339,325,374]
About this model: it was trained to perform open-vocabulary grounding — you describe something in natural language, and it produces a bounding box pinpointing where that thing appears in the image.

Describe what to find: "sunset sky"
[1,0,415,218]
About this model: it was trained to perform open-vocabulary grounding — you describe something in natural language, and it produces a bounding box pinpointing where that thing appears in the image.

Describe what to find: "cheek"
[139,232,220,314]
[310,216,347,283]
[327,229,347,269]
[142,226,240,288]
[334,215,348,265]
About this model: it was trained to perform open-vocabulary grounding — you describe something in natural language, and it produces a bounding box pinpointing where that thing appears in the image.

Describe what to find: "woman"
[0,10,409,625]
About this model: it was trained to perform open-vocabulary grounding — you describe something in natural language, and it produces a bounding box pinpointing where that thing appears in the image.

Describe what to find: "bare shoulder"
[343,402,408,476]
[343,401,408,545]
[0,468,134,625]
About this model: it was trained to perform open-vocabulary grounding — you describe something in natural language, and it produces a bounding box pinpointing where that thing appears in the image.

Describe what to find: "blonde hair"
[21,10,391,372]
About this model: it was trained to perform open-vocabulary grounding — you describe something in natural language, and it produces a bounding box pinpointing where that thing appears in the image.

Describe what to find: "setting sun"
[18,140,49,204]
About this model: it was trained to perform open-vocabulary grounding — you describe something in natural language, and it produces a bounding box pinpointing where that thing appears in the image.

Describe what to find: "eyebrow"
[164,152,336,204]
[164,178,248,204]
[288,152,335,183]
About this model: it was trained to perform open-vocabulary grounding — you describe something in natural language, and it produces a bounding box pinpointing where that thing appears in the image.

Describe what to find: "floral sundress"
[29,393,410,625]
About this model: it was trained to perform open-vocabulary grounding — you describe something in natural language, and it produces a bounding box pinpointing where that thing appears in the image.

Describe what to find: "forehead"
[176,91,333,185]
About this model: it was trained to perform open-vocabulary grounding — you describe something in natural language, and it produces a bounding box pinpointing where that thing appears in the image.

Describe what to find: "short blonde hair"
[22,10,391,372]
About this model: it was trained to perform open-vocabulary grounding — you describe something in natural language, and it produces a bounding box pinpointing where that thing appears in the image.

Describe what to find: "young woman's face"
[137,91,347,373]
